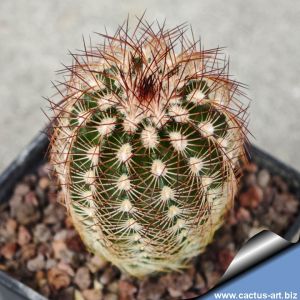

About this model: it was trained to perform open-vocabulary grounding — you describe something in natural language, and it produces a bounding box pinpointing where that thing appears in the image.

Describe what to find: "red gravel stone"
[14,183,30,196]
[239,185,263,209]
[20,243,36,261]
[82,289,103,300]
[257,169,270,188]
[119,280,137,300]
[47,267,71,290]
[236,207,251,222]
[6,218,18,235]
[243,163,258,173]
[65,234,85,252]
[38,177,50,190]
[99,267,118,285]
[1,242,17,260]
[74,267,91,290]
[87,255,108,273]
[218,249,235,272]
[27,254,45,272]
[137,278,166,300]
[195,273,206,290]
[18,225,32,246]
[15,202,40,225]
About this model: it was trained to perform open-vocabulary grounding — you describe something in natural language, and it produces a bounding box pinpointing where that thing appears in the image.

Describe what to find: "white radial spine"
[141,126,159,149]
[98,117,117,136]
[151,159,167,177]
[169,131,188,152]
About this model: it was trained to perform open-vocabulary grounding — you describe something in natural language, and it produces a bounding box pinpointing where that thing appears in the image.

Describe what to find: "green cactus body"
[49,20,247,277]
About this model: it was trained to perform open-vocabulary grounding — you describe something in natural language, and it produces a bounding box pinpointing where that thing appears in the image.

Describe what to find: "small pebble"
[119,280,137,300]
[104,292,119,300]
[137,278,166,300]
[37,243,52,256]
[239,185,263,209]
[57,262,75,277]
[38,177,50,190]
[285,196,299,214]
[195,273,206,290]
[100,267,117,285]
[20,243,36,261]
[273,194,299,215]
[24,191,39,206]
[87,255,108,273]
[244,173,256,187]
[38,163,52,177]
[45,258,57,270]
[82,289,103,300]
[243,163,258,173]
[218,249,235,271]
[33,224,51,243]
[0,242,17,260]
[257,169,270,188]
[15,203,40,225]
[52,240,74,263]
[66,234,85,252]
[54,229,68,241]
[24,174,37,187]
[57,287,75,300]
[205,271,221,289]
[74,289,85,300]
[93,279,104,291]
[39,283,51,298]
[35,271,48,293]
[165,271,193,298]
[47,267,71,290]
[14,183,30,196]
[235,223,251,244]
[27,254,45,272]
[236,207,251,222]
[262,186,275,204]
[18,225,32,246]
[74,267,91,290]
[215,230,233,248]
[43,203,66,224]
[5,218,18,235]
[107,281,119,293]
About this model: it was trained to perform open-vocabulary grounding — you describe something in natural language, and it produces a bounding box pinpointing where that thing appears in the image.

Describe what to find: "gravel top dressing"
[0,162,298,300]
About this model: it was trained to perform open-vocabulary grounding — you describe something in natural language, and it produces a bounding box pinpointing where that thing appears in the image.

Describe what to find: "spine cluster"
[49,17,248,277]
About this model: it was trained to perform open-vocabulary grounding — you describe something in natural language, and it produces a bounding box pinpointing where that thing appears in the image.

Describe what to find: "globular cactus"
[49,17,248,277]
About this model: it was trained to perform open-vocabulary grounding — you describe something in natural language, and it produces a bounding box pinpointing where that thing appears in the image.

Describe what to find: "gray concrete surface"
[0,0,299,172]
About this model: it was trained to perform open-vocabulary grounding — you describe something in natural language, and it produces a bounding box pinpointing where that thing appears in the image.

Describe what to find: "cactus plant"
[48,17,248,277]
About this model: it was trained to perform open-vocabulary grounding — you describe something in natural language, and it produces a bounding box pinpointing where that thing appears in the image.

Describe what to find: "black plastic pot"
[0,131,299,299]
